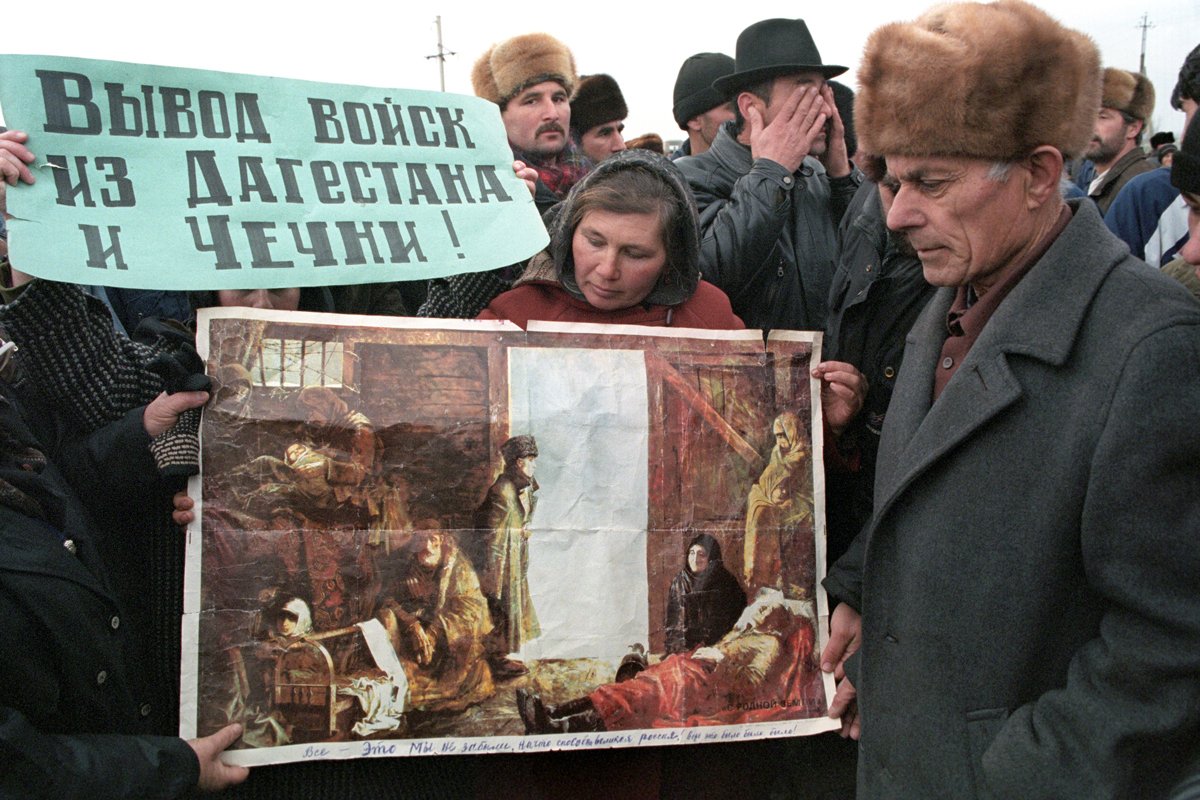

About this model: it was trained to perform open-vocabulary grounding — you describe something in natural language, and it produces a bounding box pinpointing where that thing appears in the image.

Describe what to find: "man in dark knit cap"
[670,52,735,159]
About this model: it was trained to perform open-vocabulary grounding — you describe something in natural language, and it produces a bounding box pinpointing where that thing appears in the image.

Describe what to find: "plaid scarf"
[514,138,592,198]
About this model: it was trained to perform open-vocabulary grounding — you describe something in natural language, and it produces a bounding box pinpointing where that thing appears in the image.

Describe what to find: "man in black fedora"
[676,18,861,333]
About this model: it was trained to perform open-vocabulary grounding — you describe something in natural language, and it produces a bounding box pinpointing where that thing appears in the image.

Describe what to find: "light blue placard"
[0,55,547,289]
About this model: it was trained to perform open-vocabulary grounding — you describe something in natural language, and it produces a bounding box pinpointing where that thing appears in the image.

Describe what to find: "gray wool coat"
[824,199,1200,799]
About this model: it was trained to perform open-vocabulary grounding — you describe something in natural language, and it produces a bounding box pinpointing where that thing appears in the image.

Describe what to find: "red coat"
[477,280,745,330]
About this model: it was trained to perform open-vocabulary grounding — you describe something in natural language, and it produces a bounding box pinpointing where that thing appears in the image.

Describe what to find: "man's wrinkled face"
[688,544,710,573]
[1085,107,1137,166]
[884,154,1031,294]
[501,81,570,157]
[579,119,626,163]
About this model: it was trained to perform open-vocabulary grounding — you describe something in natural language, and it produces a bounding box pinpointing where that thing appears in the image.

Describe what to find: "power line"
[1136,12,1154,75]
[425,16,456,92]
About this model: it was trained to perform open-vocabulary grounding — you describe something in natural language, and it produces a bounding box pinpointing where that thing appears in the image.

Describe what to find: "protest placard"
[0,56,547,289]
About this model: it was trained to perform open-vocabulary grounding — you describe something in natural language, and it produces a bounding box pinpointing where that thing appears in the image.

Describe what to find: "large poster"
[182,308,837,766]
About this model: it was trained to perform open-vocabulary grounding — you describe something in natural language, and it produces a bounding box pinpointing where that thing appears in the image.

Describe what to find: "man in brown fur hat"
[820,2,1200,797]
[1086,67,1157,214]
[472,32,590,214]
[420,33,591,319]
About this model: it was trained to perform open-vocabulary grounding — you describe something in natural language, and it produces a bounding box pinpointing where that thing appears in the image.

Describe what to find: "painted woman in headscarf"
[664,532,746,654]
[743,412,814,597]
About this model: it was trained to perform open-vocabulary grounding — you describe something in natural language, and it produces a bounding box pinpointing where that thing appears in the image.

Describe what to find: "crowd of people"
[2,0,1199,797]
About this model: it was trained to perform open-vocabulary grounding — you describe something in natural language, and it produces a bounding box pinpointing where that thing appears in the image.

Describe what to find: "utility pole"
[425,16,456,92]
[1136,13,1153,75]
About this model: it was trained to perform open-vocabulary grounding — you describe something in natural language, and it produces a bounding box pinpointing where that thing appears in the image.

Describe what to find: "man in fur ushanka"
[1085,67,1157,215]
[418,33,591,320]
[472,32,589,215]
[819,2,1200,797]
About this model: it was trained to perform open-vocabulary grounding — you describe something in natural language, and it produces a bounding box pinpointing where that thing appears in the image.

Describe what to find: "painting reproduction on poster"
[180,307,838,765]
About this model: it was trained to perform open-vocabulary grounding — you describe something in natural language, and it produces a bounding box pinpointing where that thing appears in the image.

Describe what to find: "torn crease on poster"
[180,307,839,766]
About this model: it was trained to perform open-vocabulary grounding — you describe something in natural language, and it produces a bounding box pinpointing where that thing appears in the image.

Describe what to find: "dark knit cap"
[571,74,628,136]
[672,53,735,129]
[1171,113,1200,195]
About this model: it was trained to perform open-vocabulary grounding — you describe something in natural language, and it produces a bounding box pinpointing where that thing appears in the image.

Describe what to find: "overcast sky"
[3,0,1196,146]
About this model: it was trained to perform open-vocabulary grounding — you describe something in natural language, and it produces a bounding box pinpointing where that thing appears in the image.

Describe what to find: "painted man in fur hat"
[1086,67,1157,214]
[819,2,1200,797]
[675,18,861,333]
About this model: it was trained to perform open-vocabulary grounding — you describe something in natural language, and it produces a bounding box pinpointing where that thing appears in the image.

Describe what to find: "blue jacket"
[1103,166,1189,266]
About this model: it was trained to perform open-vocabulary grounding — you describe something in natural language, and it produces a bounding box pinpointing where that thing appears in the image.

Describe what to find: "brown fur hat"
[1101,68,1155,120]
[472,33,577,107]
[856,0,1101,162]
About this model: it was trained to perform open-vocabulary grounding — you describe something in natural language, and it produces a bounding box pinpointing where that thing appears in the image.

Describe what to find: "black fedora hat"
[713,18,846,97]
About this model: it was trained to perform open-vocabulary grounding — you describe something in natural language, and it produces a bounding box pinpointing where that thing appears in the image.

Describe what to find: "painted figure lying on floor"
[516,589,824,732]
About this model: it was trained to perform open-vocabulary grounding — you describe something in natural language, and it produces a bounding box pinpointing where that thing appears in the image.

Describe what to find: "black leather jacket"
[676,122,860,331]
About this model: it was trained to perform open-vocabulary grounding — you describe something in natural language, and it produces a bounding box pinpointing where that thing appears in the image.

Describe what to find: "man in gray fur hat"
[821,2,1200,797]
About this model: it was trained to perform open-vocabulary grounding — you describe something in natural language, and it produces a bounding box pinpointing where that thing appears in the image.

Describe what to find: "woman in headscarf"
[478,149,744,329]
[664,532,746,654]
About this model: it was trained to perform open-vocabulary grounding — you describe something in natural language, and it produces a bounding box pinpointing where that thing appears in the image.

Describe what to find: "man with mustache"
[419,33,592,319]
[1086,67,1156,215]
[472,33,590,215]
